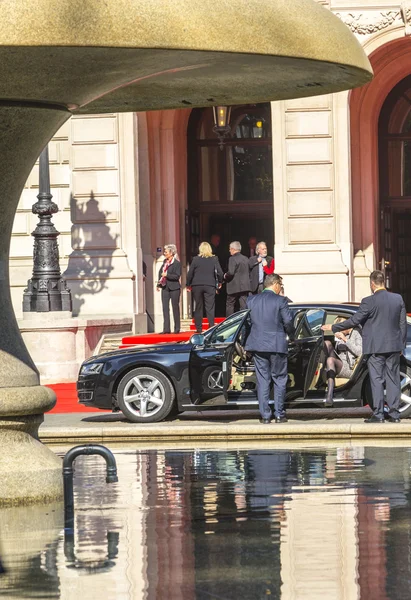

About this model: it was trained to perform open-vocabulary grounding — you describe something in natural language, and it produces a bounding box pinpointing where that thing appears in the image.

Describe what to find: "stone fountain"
[0,0,372,505]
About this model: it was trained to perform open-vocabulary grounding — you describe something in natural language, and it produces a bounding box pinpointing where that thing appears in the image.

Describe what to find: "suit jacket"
[332,289,407,354]
[245,290,295,354]
[249,255,275,293]
[186,255,223,287]
[157,258,181,291]
[225,252,251,294]
[211,244,227,271]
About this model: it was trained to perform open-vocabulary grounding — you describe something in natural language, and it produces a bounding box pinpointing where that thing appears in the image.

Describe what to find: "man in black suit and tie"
[224,241,251,316]
[322,270,407,423]
[245,274,295,424]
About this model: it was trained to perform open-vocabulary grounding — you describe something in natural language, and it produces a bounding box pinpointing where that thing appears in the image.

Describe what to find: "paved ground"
[40,407,411,446]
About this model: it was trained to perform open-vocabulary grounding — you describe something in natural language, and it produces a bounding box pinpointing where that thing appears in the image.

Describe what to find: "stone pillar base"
[19,315,133,384]
[0,386,62,506]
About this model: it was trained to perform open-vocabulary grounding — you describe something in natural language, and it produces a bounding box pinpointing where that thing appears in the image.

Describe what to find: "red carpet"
[121,318,225,348]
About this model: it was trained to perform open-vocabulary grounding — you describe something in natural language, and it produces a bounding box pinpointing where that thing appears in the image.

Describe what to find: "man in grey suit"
[245,274,295,424]
[224,241,251,316]
[322,270,407,423]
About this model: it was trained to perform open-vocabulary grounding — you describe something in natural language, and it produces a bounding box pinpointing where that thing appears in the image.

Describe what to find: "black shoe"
[159,331,171,334]
[174,330,180,334]
[386,416,401,423]
[364,415,385,423]
[259,417,271,424]
[195,330,203,334]
[324,399,334,408]
[275,416,288,423]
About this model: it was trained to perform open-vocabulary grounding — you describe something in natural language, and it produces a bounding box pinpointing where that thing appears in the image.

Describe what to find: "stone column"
[0,103,69,505]
[271,94,352,303]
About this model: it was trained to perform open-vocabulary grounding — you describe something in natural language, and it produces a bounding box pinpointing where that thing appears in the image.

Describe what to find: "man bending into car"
[245,274,295,424]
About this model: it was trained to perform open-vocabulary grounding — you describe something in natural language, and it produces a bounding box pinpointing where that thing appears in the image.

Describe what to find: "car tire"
[363,364,411,419]
[117,367,176,423]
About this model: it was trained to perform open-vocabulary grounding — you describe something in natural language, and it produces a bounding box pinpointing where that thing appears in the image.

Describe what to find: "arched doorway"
[379,75,411,306]
[186,103,274,267]
[350,34,411,302]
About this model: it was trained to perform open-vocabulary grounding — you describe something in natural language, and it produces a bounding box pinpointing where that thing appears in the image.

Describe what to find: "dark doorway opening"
[379,74,411,308]
[187,104,274,316]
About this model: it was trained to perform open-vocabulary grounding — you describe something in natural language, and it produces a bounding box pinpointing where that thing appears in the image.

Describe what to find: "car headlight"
[80,362,104,376]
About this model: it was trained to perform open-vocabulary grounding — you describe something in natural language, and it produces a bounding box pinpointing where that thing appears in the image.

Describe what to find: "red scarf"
[159,257,173,286]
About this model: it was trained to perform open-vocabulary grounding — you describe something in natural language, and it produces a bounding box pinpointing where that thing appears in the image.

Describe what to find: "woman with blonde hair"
[156,244,181,334]
[187,241,224,333]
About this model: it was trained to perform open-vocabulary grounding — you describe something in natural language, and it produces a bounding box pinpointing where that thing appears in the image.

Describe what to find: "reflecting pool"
[1,445,411,599]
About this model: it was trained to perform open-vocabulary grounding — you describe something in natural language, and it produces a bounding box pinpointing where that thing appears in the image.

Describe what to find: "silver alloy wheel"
[398,370,411,414]
[207,370,223,390]
[122,373,166,418]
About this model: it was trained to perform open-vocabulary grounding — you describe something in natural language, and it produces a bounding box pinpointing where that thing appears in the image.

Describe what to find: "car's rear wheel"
[398,366,411,418]
[117,367,175,423]
[364,365,411,418]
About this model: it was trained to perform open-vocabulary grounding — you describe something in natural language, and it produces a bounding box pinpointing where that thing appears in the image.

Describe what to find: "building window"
[194,104,273,205]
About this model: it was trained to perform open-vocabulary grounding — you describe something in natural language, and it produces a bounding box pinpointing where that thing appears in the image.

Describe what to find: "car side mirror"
[190,333,205,346]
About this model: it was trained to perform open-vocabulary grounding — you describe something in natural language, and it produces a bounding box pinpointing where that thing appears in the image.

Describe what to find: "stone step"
[96,335,128,355]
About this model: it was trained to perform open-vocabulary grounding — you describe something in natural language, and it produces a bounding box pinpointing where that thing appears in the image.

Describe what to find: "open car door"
[303,337,326,397]
[288,308,326,396]
[189,311,249,405]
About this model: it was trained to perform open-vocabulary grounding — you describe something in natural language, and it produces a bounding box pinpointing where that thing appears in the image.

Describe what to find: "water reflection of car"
[77,304,411,423]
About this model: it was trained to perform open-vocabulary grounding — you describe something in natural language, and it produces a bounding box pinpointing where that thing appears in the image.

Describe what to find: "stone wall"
[10,113,144,324]
[272,93,352,303]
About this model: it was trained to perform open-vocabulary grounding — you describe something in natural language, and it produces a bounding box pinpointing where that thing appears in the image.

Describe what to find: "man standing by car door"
[245,274,295,424]
[322,270,407,423]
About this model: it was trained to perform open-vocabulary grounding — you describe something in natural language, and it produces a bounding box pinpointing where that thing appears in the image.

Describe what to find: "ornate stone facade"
[335,3,411,36]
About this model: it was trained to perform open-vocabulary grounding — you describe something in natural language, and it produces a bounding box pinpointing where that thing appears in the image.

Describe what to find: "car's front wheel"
[116,367,176,423]
[364,365,411,419]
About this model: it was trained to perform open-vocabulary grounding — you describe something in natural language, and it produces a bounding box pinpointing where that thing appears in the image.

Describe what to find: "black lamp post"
[23,145,72,313]
[212,105,232,149]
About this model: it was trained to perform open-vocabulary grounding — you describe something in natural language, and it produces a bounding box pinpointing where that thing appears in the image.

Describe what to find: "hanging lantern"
[212,106,232,149]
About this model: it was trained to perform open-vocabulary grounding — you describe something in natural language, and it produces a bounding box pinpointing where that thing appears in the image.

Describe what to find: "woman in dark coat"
[156,244,181,334]
[187,242,224,333]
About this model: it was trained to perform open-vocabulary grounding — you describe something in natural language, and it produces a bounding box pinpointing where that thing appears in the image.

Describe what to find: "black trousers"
[161,288,180,333]
[226,292,248,316]
[253,352,288,419]
[192,285,216,332]
[367,352,401,419]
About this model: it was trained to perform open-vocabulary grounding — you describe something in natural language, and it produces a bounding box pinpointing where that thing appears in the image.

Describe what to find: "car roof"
[289,302,359,310]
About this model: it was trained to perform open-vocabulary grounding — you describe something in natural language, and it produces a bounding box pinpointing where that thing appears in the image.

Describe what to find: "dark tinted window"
[209,312,247,345]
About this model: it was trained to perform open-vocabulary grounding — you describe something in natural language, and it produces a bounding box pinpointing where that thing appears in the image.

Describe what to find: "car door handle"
[215,354,224,359]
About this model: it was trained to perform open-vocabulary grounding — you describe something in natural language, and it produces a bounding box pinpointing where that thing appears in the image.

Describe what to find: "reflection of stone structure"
[281,488,359,599]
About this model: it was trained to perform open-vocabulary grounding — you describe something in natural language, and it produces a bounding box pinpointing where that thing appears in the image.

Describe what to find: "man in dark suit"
[322,270,407,423]
[245,274,295,424]
[210,233,227,270]
[224,241,251,316]
[249,241,275,294]
[248,236,257,257]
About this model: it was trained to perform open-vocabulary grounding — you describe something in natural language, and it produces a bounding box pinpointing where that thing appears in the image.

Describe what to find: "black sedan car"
[77,303,411,422]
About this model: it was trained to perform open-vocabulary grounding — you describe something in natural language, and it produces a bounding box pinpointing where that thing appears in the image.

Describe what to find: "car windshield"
[208,311,247,345]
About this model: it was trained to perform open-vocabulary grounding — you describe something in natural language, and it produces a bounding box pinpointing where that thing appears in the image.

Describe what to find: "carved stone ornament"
[401,1,411,35]
[335,11,401,35]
